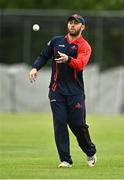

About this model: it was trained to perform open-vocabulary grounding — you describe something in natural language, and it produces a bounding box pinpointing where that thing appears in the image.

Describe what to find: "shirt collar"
[65,34,84,44]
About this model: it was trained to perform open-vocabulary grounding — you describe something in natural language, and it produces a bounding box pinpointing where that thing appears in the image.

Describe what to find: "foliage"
[0,0,124,10]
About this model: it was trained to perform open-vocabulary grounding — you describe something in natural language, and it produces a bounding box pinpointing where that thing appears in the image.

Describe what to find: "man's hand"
[55,51,68,63]
[29,68,38,83]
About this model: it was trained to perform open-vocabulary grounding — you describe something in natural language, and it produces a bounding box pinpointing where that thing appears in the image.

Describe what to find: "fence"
[0,9,124,67]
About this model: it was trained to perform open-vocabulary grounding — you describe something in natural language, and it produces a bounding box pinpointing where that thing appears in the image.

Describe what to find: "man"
[29,14,96,168]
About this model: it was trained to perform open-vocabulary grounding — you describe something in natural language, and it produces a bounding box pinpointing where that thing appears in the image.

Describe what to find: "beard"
[68,27,82,36]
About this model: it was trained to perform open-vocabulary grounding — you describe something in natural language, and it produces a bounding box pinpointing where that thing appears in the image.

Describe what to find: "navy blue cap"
[68,14,85,25]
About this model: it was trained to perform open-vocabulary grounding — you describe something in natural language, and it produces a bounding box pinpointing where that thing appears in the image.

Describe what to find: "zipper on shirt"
[74,70,77,80]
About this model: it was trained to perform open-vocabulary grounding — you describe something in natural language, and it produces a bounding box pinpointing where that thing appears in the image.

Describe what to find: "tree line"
[0,0,124,10]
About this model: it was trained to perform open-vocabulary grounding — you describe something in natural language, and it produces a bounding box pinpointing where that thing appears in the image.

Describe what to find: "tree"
[0,0,124,10]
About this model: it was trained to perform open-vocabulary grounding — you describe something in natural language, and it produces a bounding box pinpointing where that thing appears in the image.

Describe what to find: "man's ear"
[81,25,85,31]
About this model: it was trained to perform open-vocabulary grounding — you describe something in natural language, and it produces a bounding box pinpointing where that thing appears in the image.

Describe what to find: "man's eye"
[69,21,79,25]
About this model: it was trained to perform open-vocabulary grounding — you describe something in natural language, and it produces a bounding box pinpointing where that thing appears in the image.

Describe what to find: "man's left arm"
[67,44,91,71]
[55,44,91,71]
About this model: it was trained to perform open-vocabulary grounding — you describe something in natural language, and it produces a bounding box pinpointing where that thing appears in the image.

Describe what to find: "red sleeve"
[68,42,91,71]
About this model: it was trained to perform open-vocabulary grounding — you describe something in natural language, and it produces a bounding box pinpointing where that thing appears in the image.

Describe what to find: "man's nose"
[70,23,75,26]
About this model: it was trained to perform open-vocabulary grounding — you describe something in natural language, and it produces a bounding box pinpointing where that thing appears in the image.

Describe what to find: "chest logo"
[58,45,65,47]
[71,45,77,50]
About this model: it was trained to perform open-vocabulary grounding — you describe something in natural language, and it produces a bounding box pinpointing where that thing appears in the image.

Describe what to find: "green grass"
[0,113,124,179]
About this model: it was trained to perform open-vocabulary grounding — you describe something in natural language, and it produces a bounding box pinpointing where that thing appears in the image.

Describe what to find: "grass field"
[0,113,124,179]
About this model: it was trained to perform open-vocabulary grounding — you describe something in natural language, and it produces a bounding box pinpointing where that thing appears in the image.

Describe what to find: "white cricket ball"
[33,24,40,31]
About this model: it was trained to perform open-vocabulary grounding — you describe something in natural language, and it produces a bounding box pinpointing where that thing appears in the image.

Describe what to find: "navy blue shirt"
[33,34,91,95]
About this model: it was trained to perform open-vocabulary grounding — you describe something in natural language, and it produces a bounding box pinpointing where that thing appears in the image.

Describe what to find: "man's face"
[67,19,85,36]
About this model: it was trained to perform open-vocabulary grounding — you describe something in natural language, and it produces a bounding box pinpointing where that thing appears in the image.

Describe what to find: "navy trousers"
[49,90,96,164]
